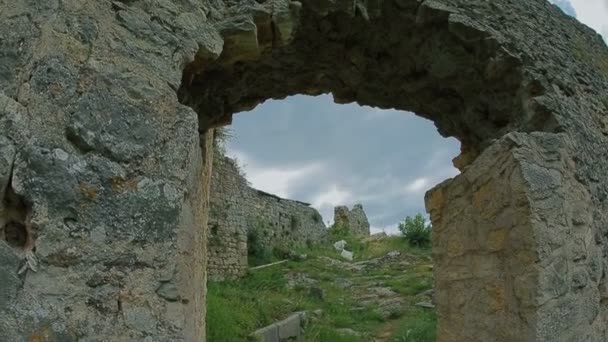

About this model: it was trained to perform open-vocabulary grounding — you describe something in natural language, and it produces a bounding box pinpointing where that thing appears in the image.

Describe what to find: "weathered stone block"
[0,244,20,308]
[333,204,370,236]
[277,312,303,340]
[252,324,279,342]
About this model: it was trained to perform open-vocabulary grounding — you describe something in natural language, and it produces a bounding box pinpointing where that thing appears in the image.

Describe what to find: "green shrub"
[247,228,273,266]
[398,214,431,247]
[213,127,233,155]
[328,224,351,241]
[392,308,437,342]
[290,215,300,230]
[272,246,290,260]
[209,224,223,247]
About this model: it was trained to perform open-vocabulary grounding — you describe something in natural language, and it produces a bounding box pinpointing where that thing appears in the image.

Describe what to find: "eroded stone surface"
[0,1,211,341]
[428,132,607,341]
[1,0,607,341]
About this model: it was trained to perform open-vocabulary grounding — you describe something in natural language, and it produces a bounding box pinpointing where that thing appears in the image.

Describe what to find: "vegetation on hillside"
[207,217,436,341]
[398,214,432,247]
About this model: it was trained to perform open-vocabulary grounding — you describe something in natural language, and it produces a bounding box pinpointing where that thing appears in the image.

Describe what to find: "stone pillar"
[427,133,606,342]
[0,1,215,340]
[333,204,371,236]
[207,152,249,281]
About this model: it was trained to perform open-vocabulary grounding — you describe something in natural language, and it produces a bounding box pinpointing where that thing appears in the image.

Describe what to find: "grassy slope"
[207,231,436,342]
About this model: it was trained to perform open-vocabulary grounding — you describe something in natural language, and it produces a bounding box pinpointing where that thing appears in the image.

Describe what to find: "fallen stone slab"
[277,312,303,339]
[251,324,279,342]
[336,328,362,337]
[415,301,435,309]
[249,259,288,271]
[340,249,354,261]
[250,311,307,342]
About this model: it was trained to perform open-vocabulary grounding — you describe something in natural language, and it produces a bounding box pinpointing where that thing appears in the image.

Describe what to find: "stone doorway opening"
[221,94,460,233]
[203,93,459,340]
[177,1,608,341]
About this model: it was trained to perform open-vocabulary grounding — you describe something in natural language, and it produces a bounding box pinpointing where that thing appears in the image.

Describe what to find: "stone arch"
[177,0,608,341]
[0,0,607,341]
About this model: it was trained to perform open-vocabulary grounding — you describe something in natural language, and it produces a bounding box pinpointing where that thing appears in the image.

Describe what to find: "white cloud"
[246,167,320,198]
[570,0,608,39]
[404,177,430,194]
[311,184,353,209]
[227,149,325,198]
[308,185,355,227]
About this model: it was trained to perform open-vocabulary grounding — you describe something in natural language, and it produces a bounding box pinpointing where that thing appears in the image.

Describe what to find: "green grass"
[322,224,429,260]
[206,267,297,341]
[297,325,364,342]
[391,308,437,342]
[207,229,436,341]
[206,262,380,340]
[381,262,433,296]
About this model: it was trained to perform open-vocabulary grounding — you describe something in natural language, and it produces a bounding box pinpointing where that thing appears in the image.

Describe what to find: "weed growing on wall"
[247,218,278,266]
[290,214,300,230]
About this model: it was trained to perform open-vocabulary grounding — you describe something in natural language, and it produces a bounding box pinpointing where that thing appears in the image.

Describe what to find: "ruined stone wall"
[334,204,371,236]
[2,0,608,341]
[207,153,249,281]
[208,151,326,281]
[249,188,327,251]
[0,1,216,340]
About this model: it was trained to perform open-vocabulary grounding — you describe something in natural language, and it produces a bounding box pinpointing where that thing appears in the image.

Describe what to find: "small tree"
[398,213,431,247]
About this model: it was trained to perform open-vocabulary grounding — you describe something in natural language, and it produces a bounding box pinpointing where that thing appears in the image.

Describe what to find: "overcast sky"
[226,1,608,234]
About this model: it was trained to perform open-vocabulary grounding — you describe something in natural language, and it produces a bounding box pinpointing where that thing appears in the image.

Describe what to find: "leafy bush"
[392,308,437,342]
[328,224,351,241]
[272,246,290,260]
[398,214,431,247]
[290,214,300,230]
[247,228,274,266]
[213,127,233,154]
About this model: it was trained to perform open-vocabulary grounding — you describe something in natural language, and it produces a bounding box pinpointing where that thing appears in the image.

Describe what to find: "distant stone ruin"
[333,204,371,236]
[208,152,326,280]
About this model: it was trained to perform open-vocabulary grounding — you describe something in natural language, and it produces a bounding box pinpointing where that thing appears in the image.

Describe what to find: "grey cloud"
[227,95,460,231]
